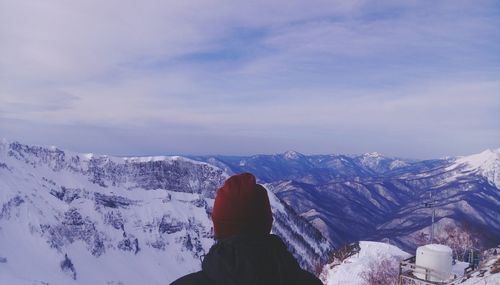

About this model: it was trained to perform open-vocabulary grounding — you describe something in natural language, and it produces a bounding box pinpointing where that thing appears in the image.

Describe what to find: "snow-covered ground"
[320,241,500,285]
[320,241,411,285]
[455,254,500,285]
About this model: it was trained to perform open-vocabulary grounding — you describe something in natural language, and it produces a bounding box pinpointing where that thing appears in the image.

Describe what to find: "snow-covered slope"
[0,141,225,284]
[448,148,500,189]
[0,140,332,284]
[458,254,500,285]
[320,241,500,285]
[320,241,411,285]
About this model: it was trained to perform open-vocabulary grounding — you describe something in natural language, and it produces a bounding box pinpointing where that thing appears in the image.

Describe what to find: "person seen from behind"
[171,172,323,285]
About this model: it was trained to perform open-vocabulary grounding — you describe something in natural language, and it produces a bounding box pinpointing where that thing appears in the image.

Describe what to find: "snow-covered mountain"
[195,148,500,250]
[1,139,498,284]
[373,162,500,250]
[354,152,410,174]
[267,160,499,250]
[0,140,332,284]
[447,148,500,189]
[190,151,414,184]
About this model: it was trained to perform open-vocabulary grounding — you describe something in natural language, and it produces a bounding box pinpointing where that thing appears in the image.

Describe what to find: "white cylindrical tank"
[414,244,452,282]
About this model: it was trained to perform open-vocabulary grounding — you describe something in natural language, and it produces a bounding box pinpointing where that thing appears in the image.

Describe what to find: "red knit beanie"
[212,173,273,240]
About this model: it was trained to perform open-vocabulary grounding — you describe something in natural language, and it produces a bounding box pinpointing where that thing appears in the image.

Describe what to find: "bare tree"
[415,232,429,247]
[435,222,480,262]
[361,258,400,285]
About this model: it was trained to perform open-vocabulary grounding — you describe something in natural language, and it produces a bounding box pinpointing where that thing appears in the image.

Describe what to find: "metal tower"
[424,191,436,243]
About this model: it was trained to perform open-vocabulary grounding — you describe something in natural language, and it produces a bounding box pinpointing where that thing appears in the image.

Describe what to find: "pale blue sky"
[0,0,499,158]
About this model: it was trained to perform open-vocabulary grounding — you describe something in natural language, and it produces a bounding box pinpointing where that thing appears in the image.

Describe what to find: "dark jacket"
[171,234,323,285]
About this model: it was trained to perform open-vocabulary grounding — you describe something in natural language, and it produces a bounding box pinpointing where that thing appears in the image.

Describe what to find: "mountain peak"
[0,138,8,149]
[483,148,500,156]
[452,147,500,188]
[362,152,383,158]
[283,150,304,160]
[0,138,8,154]
[456,148,500,169]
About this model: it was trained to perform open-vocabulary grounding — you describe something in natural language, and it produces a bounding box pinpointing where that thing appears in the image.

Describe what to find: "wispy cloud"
[0,0,499,157]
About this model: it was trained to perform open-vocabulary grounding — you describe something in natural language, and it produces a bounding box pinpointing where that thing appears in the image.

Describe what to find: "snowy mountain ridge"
[1,139,498,284]
[449,148,500,189]
[234,148,500,250]
[0,140,332,284]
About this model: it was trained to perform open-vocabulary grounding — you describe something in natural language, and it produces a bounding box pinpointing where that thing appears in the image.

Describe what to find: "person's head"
[211,172,273,240]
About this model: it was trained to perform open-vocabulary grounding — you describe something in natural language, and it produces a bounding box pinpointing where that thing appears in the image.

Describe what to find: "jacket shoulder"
[170,271,213,285]
[299,269,324,285]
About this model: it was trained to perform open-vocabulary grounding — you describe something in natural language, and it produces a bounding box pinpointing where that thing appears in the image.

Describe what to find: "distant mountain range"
[0,138,498,284]
[193,148,500,250]
[190,150,446,184]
